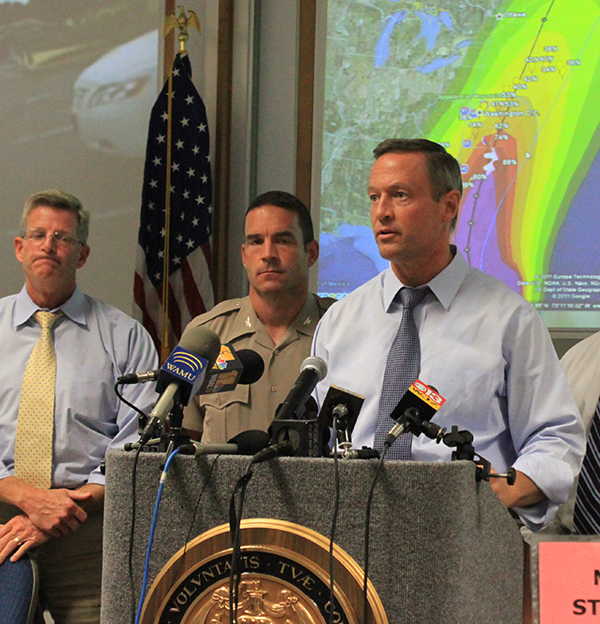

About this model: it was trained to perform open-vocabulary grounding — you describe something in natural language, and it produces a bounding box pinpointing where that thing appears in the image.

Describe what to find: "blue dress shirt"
[0,286,158,487]
[312,248,585,530]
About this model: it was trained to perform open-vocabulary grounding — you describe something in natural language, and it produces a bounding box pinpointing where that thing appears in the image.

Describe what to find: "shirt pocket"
[426,366,500,431]
[201,383,250,411]
[199,384,252,443]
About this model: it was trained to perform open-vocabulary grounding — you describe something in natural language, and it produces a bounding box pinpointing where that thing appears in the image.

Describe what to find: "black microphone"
[178,429,269,457]
[385,380,446,448]
[273,356,327,421]
[139,326,221,445]
[198,347,265,394]
[319,385,365,447]
[236,350,265,385]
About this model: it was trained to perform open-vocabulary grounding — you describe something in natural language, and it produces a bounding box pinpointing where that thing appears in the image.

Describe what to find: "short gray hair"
[20,190,90,245]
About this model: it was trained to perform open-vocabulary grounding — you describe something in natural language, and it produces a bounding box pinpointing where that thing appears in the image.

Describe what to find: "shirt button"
[273,349,280,356]
[270,385,278,393]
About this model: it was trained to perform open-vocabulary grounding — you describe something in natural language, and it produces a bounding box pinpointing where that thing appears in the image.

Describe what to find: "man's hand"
[490,468,546,508]
[0,514,52,564]
[18,487,91,536]
[0,476,92,537]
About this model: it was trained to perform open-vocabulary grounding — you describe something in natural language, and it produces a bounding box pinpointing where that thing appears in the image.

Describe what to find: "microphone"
[319,386,365,448]
[385,380,446,448]
[198,346,265,394]
[236,350,265,385]
[273,356,327,422]
[178,429,270,457]
[139,326,221,444]
[116,347,264,392]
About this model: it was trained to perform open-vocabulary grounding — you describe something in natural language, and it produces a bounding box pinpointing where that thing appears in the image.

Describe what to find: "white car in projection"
[72,30,159,159]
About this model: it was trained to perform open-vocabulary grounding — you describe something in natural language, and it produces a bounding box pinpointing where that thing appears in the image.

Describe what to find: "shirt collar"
[382,246,468,312]
[229,297,262,339]
[229,294,320,342]
[14,285,87,327]
[428,246,468,310]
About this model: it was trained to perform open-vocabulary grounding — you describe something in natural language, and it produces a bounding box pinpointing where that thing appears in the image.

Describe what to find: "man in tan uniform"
[183,191,334,443]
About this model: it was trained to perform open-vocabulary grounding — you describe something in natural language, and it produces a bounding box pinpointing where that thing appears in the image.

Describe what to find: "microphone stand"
[387,415,517,485]
[161,402,199,466]
[443,426,516,485]
[125,401,193,462]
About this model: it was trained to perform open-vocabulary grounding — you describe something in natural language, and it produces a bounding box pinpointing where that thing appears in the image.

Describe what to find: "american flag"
[134,53,214,358]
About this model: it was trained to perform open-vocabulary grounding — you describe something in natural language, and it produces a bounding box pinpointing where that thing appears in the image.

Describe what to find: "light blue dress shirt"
[0,286,158,487]
[312,248,585,530]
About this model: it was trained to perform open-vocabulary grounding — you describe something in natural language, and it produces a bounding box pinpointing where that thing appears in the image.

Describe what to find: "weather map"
[318,0,600,327]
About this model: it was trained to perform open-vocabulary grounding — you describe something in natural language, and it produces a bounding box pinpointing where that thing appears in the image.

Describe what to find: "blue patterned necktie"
[573,397,600,534]
[373,286,429,459]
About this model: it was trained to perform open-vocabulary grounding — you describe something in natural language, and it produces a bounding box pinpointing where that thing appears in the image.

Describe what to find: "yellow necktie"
[14,310,62,488]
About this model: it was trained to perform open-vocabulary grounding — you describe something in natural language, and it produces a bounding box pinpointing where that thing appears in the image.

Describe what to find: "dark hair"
[373,138,463,200]
[21,189,90,244]
[246,191,314,246]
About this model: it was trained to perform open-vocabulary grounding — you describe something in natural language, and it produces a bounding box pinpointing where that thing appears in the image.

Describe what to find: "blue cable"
[134,448,180,624]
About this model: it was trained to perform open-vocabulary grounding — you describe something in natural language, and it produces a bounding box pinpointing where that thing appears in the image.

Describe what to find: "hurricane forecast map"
[318,0,600,327]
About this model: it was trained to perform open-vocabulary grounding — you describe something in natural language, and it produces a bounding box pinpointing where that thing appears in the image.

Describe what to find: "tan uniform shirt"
[183,293,334,443]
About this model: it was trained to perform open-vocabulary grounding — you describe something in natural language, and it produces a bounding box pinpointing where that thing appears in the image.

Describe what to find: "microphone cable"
[362,442,388,624]
[134,447,181,624]
[228,460,254,624]
[226,430,278,623]
[117,375,158,624]
[328,415,341,624]
[125,441,221,624]
[162,453,222,597]
[114,381,149,422]
[127,441,144,623]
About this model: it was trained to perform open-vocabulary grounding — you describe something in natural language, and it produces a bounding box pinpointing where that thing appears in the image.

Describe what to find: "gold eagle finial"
[164,5,201,52]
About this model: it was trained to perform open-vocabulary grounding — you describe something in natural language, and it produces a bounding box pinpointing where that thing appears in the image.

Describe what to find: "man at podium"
[312,138,585,531]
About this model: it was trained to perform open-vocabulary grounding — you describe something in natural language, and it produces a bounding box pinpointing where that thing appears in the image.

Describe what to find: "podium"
[101,450,523,624]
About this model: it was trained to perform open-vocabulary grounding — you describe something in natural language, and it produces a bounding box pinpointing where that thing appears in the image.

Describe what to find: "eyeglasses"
[23,229,82,248]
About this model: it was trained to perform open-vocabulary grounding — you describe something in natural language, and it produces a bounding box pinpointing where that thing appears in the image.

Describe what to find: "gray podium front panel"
[102,450,523,624]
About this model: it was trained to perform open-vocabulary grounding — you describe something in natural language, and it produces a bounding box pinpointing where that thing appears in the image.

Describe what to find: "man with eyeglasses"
[0,190,158,623]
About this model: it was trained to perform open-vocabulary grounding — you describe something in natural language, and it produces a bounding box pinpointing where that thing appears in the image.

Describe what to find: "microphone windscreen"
[236,349,265,385]
[227,429,270,455]
[179,325,222,366]
[301,356,327,381]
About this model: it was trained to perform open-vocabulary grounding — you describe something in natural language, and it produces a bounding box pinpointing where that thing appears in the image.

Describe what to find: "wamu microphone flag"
[134,52,214,359]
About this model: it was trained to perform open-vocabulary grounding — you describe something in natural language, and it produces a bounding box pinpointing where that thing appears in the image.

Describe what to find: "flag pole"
[160,6,201,361]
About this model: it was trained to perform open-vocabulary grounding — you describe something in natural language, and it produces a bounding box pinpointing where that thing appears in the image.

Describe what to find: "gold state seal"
[140,519,388,624]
